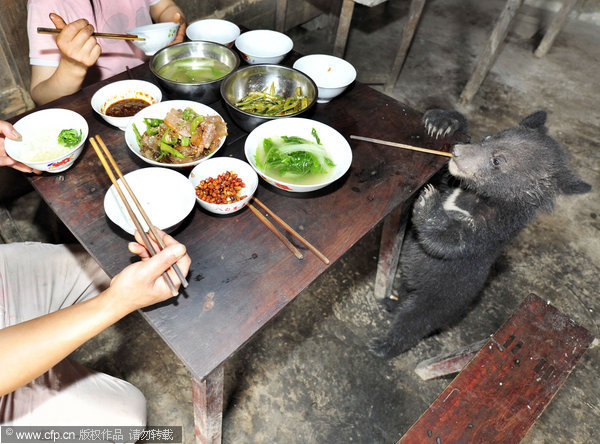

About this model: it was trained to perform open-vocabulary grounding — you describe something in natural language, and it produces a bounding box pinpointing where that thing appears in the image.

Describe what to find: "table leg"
[333,0,356,58]
[459,0,524,104]
[192,365,224,444]
[275,0,287,32]
[383,0,427,93]
[374,203,409,301]
[534,0,578,58]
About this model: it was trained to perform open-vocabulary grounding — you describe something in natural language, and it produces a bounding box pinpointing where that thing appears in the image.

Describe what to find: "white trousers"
[0,242,146,427]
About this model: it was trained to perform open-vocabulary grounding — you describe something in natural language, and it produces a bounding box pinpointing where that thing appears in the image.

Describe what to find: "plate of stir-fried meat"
[125,100,228,167]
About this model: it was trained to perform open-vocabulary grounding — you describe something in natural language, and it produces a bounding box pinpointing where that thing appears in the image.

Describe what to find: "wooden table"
[10,55,451,442]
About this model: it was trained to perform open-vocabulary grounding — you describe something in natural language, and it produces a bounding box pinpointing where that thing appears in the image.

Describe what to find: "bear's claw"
[423,109,468,139]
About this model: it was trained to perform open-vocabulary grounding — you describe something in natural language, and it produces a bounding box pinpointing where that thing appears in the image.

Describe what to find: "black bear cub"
[369,109,591,359]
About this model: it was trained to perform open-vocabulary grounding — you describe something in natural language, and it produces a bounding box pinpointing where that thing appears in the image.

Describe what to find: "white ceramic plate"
[104,167,196,235]
[124,100,227,168]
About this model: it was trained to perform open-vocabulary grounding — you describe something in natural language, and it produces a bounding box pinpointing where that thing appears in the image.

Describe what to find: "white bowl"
[293,54,357,103]
[128,22,179,56]
[186,19,240,47]
[91,80,162,130]
[188,157,258,215]
[124,99,227,168]
[104,167,196,235]
[244,117,352,193]
[4,108,88,173]
[235,30,293,64]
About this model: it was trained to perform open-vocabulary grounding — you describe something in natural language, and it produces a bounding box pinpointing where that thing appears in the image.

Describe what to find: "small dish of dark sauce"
[105,98,151,117]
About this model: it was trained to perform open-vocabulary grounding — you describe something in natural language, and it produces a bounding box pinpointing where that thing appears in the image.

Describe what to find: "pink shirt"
[27,0,161,83]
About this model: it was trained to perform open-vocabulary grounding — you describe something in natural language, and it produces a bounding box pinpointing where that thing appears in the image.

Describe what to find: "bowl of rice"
[5,108,88,173]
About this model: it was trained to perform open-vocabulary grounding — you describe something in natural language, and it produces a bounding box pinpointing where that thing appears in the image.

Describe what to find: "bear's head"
[448,111,590,210]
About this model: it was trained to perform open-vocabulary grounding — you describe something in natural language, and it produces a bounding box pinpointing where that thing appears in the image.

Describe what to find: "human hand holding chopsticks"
[112,229,191,310]
[90,135,189,296]
[0,234,190,396]
[48,13,102,69]
[30,14,102,105]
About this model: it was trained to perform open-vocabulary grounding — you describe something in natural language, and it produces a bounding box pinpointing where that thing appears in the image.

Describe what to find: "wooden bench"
[400,294,594,443]
[460,0,580,103]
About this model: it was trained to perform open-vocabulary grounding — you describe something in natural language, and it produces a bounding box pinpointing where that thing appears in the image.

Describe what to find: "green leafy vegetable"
[255,134,335,178]
[281,136,311,144]
[57,129,82,147]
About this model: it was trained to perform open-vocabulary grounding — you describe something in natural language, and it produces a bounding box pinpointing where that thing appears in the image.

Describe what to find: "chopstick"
[247,202,304,261]
[89,135,188,297]
[94,136,189,288]
[252,198,330,264]
[37,27,145,41]
[350,135,453,158]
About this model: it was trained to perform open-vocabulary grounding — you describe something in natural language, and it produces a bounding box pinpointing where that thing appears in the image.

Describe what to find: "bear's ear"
[520,111,547,132]
[558,171,592,195]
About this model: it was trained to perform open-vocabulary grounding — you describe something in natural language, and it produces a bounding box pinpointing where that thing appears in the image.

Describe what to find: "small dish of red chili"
[188,157,258,215]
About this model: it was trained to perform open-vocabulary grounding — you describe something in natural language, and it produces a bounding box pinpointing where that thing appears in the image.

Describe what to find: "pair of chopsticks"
[37,27,145,41]
[89,135,188,297]
[350,135,453,157]
[247,197,330,265]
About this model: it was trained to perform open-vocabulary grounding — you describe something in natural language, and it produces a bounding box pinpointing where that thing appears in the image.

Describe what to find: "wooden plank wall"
[0,0,335,120]
[0,0,35,120]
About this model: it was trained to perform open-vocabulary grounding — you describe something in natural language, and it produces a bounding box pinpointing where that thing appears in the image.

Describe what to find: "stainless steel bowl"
[150,41,240,104]
[220,64,317,132]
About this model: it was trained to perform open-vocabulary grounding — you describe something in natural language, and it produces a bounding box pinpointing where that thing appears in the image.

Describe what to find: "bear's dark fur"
[369,109,591,359]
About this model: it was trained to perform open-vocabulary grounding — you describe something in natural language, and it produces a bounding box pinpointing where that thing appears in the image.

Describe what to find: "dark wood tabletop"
[10,56,450,382]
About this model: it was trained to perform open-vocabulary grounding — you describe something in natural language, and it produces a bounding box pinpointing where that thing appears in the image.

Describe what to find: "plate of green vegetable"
[244,117,352,192]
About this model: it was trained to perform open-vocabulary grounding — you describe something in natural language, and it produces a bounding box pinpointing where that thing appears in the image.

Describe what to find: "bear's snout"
[452,144,468,158]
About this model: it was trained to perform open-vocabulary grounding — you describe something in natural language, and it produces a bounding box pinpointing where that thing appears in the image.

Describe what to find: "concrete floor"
[3,0,599,442]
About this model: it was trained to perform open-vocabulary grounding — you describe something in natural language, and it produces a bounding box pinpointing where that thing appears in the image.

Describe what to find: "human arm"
[150,0,187,44]
[0,120,41,173]
[0,231,190,396]
[29,14,102,106]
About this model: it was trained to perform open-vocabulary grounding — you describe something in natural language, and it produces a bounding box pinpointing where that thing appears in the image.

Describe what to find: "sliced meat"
[200,115,228,149]
[164,108,191,137]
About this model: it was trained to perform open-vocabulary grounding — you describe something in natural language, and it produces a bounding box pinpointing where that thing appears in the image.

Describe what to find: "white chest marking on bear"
[443,189,473,220]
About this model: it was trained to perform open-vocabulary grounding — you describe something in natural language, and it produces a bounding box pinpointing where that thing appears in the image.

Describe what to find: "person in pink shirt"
[27,0,187,105]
